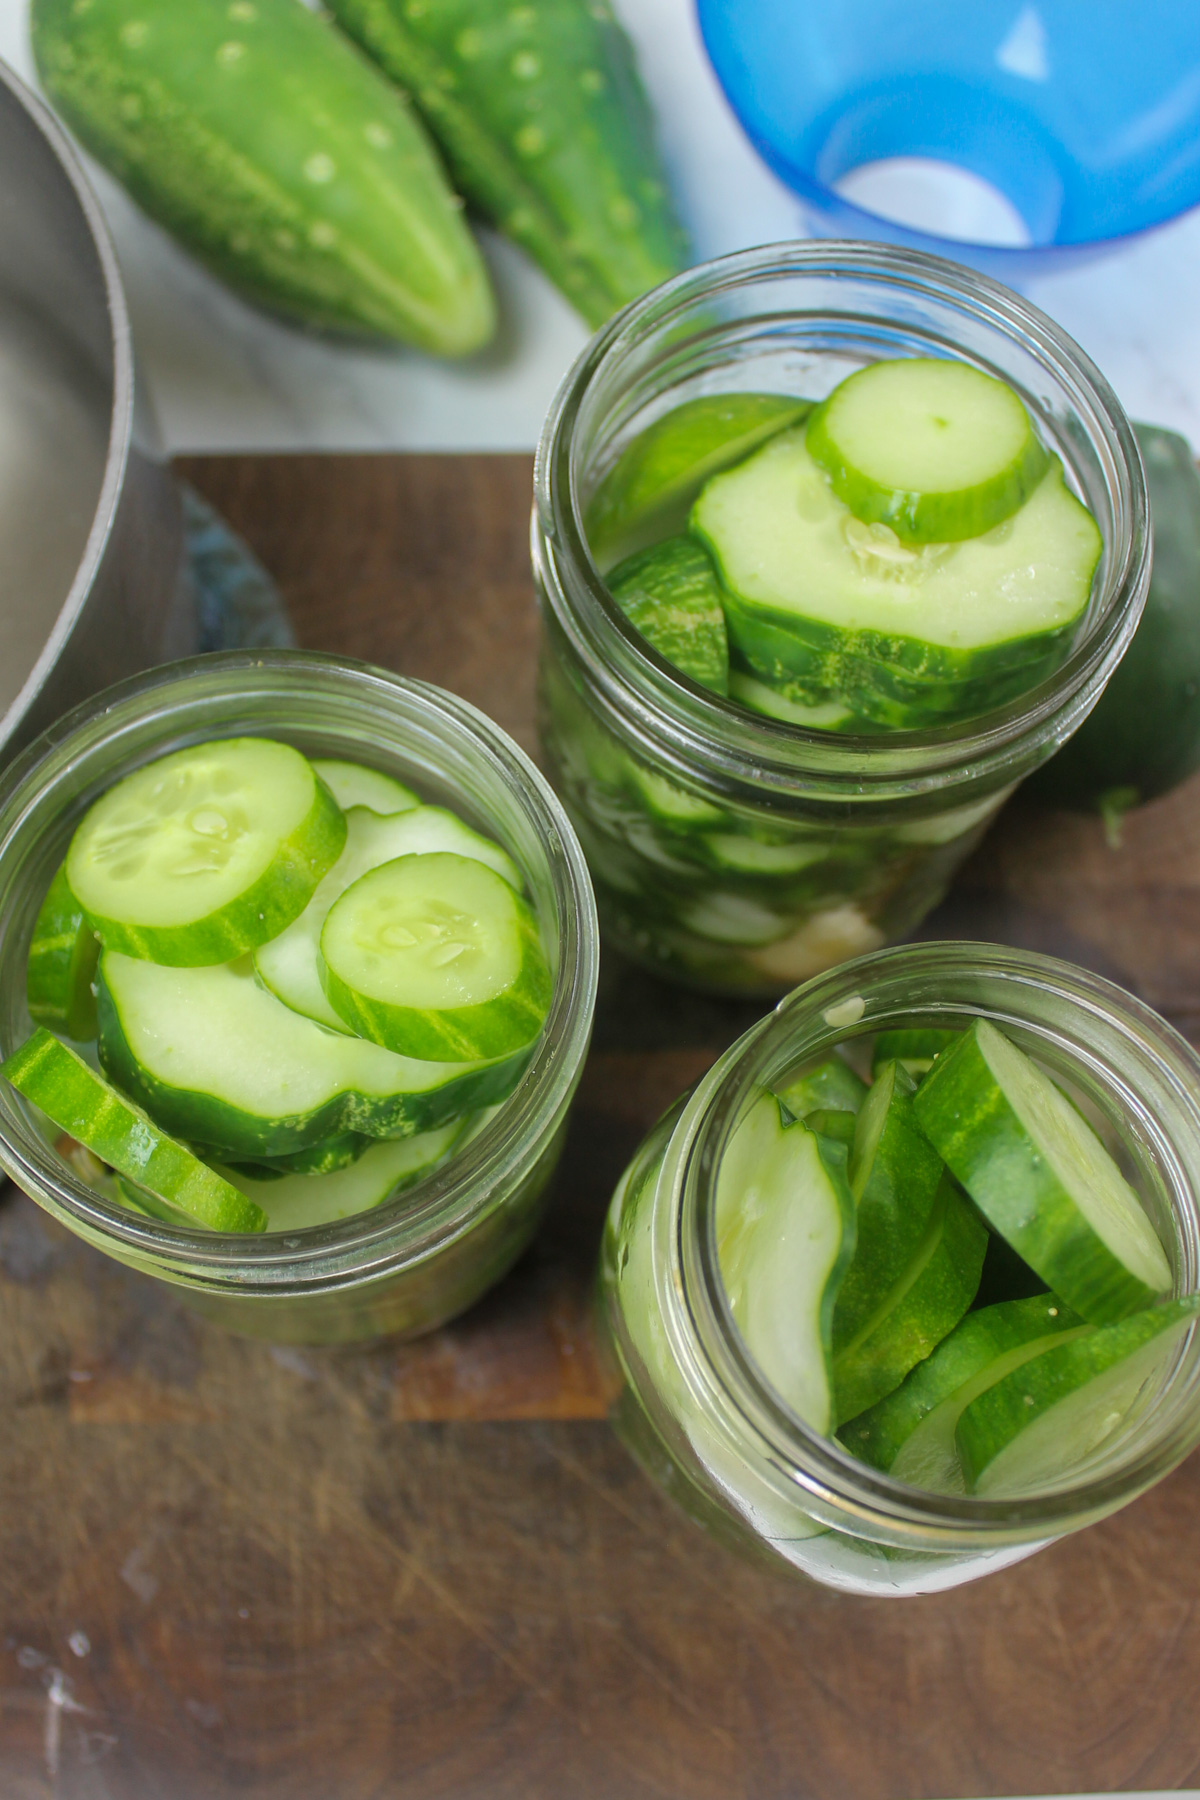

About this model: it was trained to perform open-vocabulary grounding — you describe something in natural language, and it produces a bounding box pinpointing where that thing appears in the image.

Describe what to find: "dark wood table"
[4,454,1200,1800]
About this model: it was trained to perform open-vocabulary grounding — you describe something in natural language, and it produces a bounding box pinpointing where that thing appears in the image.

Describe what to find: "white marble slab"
[4,0,1200,453]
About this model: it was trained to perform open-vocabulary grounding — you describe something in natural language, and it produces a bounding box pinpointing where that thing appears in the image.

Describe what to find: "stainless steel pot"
[0,59,186,761]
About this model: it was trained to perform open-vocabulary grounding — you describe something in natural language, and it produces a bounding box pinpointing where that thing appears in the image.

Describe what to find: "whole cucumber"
[32,0,496,354]
[325,0,689,327]
[1028,423,1200,827]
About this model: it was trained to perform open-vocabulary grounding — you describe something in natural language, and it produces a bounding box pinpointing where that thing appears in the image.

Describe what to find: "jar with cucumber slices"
[598,944,1200,1595]
[0,652,598,1345]
[534,243,1150,994]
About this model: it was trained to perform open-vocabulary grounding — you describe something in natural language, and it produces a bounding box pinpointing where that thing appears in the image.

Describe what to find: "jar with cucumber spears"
[599,943,1200,1596]
[533,243,1150,995]
[0,653,598,1345]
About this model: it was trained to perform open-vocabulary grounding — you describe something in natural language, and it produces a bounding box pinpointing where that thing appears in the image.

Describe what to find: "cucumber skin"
[870,1029,959,1080]
[956,1297,1200,1492]
[775,1056,867,1122]
[326,0,687,328]
[72,771,347,969]
[96,965,530,1157]
[213,1132,371,1178]
[608,536,730,696]
[842,1293,1085,1473]
[914,1023,1169,1325]
[32,0,495,354]
[832,1173,987,1425]
[4,1027,266,1233]
[1029,424,1200,813]
[586,395,812,569]
[27,863,100,1043]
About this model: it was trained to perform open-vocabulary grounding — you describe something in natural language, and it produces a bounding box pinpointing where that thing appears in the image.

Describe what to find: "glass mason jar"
[0,651,599,1346]
[533,242,1150,996]
[598,943,1200,1597]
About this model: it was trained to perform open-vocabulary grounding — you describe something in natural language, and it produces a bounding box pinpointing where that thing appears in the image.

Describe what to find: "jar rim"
[0,650,599,1291]
[668,941,1200,1543]
[535,239,1150,803]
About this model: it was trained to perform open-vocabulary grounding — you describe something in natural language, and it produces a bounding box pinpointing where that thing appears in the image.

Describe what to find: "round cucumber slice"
[26,862,100,1042]
[716,1092,856,1434]
[726,672,857,730]
[841,1293,1089,1489]
[914,1019,1173,1323]
[806,359,1049,544]
[694,430,1100,728]
[97,951,530,1158]
[585,392,811,569]
[311,759,419,817]
[957,1297,1200,1496]
[67,739,346,966]
[217,1117,468,1231]
[607,536,729,696]
[254,804,522,1032]
[3,1027,266,1233]
[217,1132,371,1178]
[320,853,552,1062]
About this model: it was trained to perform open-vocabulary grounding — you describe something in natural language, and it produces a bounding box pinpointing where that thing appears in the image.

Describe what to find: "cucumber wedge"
[67,739,346,967]
[804,1108,857,1147]
[914,1019,1172,1323]
[311,760,418,818]
[586,394,811,567]
[716,1093,856,1434]
[215,1118,469,1231]
[806,359,1048,544]
[832,1170,988,1424]
[26,863,100,1042]
[693,430,1101,728]
[255,804,521,1032]
[97,952,529,1157]
[957,1297,1200,1496]
[842,1293,1089,1490]
[3,1027,266,1233]
[607,536,730,695]
[834,1060,946,1352]
[32,0,496,354]
[775,1056,868,1122]
[326,0,687,330]
[870,1029,959,1080]
[320,853,551,1062]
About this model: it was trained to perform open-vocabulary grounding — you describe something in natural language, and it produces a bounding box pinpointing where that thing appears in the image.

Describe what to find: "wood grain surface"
[2,452,1199,1800]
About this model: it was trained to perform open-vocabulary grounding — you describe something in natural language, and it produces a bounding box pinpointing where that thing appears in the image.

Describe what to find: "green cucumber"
[255,803,521,1032]
[325,0,686,329]
[586,394,811,567]
[870,1029,959,1080]
[725,672,857,730]
[831,1170,988,1424]
[623,766,725,833]
[66,738,346,967]
[311,760,419,818]
[842,1293,1089,1489]
[216,1117,468,1230]
[957,1297,1200,1496]
[220,1132,371,1178]
[693,430,1101,728]
[775,1056,868,1122]
[3,1027,265,1233]
[834,1059,945,1351]
[320,852,551,1061]
[804,1108,857,1147]
[1028,423,1200,825]
[716,1092,855,1434]
[26,863,100,1042]
[97,951,529,1157]
[607,536,729,696]
[806,359,1048,544]
[914,1018,1172,1323]
[32,0,495,354]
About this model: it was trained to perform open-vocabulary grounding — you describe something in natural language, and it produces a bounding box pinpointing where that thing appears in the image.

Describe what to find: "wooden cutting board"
[2,452,1199,1800]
